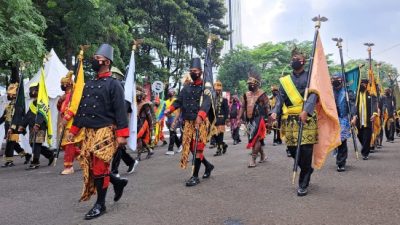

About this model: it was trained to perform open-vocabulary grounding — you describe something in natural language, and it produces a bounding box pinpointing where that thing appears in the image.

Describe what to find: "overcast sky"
[241,0,400,72]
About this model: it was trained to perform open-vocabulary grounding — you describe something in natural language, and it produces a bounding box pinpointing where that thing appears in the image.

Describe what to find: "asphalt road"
[0,133,399,225]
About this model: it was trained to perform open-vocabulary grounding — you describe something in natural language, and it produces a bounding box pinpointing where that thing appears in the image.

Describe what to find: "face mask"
[61,85,67,91]
[91,59,102,72]
[385,92,390,96]
[359,85,366,92]
[332,80,342,88]
[7,96,13,101]
[190,72,199,81]
[29,92,37,98]
[248,84,256,92]
[136,95,142,102]
[168,94,173,98]
[272,92,278,96]
[291,60,304,70]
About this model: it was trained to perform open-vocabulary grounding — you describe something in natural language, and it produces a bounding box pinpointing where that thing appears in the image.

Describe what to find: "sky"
[241,0,400,72]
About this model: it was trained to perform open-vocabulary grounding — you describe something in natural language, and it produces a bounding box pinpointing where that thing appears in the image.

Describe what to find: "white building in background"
[221,0,242,56]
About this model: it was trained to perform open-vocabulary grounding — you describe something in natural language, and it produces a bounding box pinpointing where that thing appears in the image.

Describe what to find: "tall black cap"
[95,43,114,62]
[190,58,202,70]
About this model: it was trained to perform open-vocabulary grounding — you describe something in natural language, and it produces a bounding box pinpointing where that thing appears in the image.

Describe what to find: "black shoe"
[213,151,222,157]
[362,156,369,160]
[297,187,308,197]
[1,162,15,168]
[238,139,241,143]
[185,176,200,187]
[26,164,40,170]
[113,178,128,202]
[286,150,291,157]
[202,164,214,179]
[233,140,238,145]
[84,204,106,220]
[337,166,345,172]
[24,153,32,164]
[222,144,228,154]
[127,160,139,174]
[162,140,168,146]
[48,154,55,166]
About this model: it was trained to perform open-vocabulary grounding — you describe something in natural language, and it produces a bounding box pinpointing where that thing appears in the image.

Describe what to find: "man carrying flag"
[19,80,55,170]
[271,31,341,196]
[1,83,31,167]
[382,88,396,143]
[354,79,378,160]
[165,57,214,187]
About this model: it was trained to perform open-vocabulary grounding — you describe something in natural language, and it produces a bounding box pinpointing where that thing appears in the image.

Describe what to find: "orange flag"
[308,33,341,169]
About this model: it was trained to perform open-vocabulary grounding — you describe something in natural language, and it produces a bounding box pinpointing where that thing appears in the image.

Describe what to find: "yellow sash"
[279,75,303,119]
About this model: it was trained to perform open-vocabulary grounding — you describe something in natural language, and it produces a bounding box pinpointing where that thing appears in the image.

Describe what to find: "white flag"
[124,51,137,151]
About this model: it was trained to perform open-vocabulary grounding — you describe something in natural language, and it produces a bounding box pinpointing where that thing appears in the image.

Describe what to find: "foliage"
[0,0,47,83]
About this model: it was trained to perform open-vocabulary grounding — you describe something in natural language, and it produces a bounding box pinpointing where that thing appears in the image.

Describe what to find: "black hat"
[190,58,202,70]
[95,43,114,62]
[361,79,369,84]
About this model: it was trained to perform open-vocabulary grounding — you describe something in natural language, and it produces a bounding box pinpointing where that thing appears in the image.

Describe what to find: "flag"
[66,56,85,128]
[345,66,361,101]
[37,67,53,146]
[124,50,137,151]
[367,69,377,97]
[308,33,341,169]
[11,77,26,127]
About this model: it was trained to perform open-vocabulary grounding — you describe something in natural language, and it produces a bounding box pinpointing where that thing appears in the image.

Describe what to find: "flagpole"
[292,15,327,184]
[53,45,88,166]
[332,37,359,159]
[364,43,378,147]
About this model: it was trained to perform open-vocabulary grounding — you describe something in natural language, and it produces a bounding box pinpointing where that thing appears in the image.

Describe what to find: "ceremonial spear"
[292,15,327,184]
[332,37,360,159]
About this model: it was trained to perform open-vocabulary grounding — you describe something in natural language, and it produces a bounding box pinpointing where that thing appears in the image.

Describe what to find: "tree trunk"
[10,61,19,84]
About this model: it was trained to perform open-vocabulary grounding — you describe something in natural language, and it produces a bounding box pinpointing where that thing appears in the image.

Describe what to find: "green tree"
[0,0,47,84]
[217,46,259,96]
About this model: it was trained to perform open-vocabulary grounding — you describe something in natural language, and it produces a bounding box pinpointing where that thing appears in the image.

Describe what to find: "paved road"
[0,134,399,225]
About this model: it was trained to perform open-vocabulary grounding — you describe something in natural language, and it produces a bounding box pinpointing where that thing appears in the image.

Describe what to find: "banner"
[124,51,137,151]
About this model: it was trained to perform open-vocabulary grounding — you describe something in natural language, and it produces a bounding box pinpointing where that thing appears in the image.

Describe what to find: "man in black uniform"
[354,79,378,160]
[382,88,396,143]
[1,83,31,167]
[212,80,229,156]
[165,58,214,187]
[19,83,54,170]
[68,43,129,220]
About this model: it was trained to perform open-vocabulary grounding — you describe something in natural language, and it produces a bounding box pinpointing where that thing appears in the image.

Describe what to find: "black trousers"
[336,140,348,167]
[168,130,181,151]
[288,144,314,189]
[273,119,282,144]
[385,120,395,141]
[357,127,372,157]
[31,143,53,164]
[231,127,240,142]
[112,146,135,174]
[4,141,25,159]
[214,133,224,145]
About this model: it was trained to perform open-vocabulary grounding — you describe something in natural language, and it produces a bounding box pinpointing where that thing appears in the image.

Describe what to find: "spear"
[292,15,328,184]
[332,37,359,159]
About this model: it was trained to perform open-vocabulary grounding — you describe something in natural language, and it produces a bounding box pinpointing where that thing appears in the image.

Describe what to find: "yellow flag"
[308,33,341,169]
[66,58,84,128]
[367,69,377,96]
[38,67,53,145]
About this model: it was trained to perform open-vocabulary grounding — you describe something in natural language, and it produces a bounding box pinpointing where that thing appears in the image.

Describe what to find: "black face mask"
[91,59,102,72]
[359,85,366,92]
[190,72,200,81]
[136,95,142,102]
[385,92,390,96]
[272,92,278,96]
[7,96,13,101]
[168,93,173,98]
[332,80,342,88]
[29,92,37,98]
[248,84,256,92]
[61,85,67,91]
[291,60,303,70]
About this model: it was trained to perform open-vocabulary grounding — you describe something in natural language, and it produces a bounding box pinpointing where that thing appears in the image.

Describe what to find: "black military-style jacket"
[21,101,46,131]
[215,95,229,126]
[382,95,396,117]
[72,72,128,133]
[172,79,211,121]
